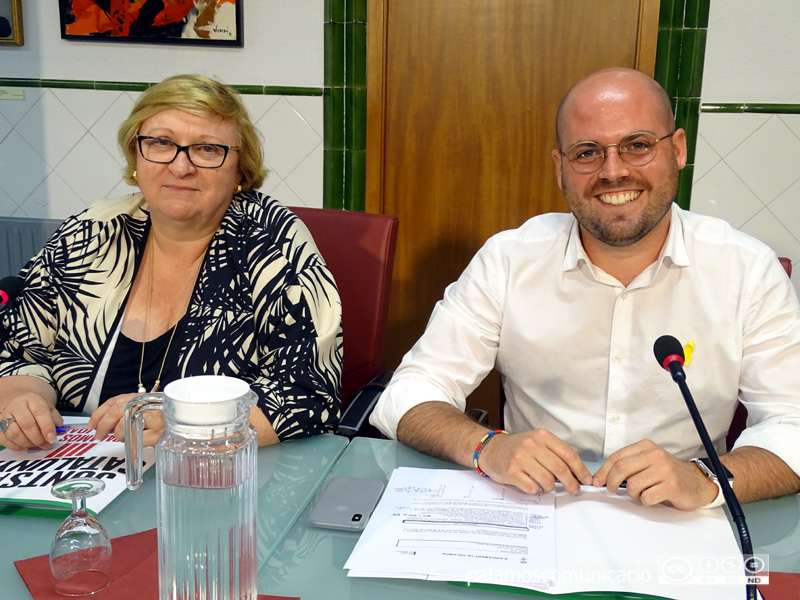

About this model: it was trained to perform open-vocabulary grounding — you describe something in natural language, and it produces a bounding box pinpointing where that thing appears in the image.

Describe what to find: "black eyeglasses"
[561,131,676,174]
[137,135,239,168]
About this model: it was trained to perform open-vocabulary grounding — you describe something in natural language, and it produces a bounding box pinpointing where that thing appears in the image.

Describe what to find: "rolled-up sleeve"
[733,252,800,476]
[370,238,503,439]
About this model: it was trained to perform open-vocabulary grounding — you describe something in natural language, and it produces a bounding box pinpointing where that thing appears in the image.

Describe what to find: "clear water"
[156,436,257,600]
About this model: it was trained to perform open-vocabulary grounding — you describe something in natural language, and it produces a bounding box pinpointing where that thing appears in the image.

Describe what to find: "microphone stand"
[666,362,758,600]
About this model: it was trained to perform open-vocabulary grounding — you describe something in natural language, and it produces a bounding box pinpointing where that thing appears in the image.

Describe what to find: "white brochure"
[345,467,746,599]
[345,466,556,589]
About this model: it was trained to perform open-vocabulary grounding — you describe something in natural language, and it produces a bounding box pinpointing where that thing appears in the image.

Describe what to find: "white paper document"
[345,468,747,600]
[345,467,556,589]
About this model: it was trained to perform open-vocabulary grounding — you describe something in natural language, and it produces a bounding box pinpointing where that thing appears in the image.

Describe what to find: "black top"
[99,321,185,404]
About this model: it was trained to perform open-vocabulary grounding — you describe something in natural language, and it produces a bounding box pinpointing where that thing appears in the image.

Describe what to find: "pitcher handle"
[124,393,164,490]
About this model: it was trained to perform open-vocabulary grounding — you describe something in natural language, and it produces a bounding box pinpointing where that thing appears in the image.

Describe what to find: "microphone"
[653,334,685,376]
[0,276,24,307]
[653,335,757,600]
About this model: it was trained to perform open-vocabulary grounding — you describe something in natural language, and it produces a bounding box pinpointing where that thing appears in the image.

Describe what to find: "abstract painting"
[59,0,242,46]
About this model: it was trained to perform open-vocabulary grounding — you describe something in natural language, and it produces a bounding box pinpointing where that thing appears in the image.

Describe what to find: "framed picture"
[0,0,23,46]
[58,1,242,47]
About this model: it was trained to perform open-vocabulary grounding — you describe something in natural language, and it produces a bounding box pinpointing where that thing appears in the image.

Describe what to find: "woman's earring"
[132,170,137,182]
[236,184,243,193]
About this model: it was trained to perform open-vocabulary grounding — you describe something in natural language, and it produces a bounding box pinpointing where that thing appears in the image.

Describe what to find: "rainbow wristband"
[472,429,508,477]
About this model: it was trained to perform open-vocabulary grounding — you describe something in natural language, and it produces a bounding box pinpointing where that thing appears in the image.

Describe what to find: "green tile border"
[324,22,345,88]
[326,0,346,23]
[323,149,345,210]
[684,0,711,28]
[351,0,367,23]
[251,86,322,97]
[659,0,684,29]
[701,103,800,114]
[344,149,366,211]
[324,86,346,151]
[39,79,95,90]
[654,27,681,98]
[676,97,701,164]
[346,22,367,88]
[677,28,706,98]
[654,0,708,210]
[676,164,694,209]
[0,77,322,96]
[346,86,367,150]
[95,81,151,92]
[323,0,365,211]
[0,77,40,88]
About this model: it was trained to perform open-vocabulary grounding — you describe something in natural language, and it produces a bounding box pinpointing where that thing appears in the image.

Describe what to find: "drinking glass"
[49,478,112,596]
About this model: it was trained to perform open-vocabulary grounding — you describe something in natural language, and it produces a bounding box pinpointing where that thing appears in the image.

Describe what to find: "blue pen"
[55,424,90,434]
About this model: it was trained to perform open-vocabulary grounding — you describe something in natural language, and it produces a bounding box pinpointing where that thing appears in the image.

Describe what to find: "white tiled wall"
[7,3,323,87]
[0,87,323,220]
[691,112,800,297]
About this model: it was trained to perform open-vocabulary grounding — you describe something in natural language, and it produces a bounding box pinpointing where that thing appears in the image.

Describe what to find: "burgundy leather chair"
[779,256,793,279]
[726,256,793,450]
[288,207,398,437]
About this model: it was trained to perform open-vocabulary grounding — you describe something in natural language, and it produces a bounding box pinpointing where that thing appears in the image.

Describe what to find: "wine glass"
[49,478,113,596]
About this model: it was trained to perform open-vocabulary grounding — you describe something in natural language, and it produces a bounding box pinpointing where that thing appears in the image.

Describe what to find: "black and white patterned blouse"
[0,191,342,440]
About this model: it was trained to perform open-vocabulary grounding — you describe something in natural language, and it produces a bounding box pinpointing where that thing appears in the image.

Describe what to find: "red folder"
[15,528,298,600]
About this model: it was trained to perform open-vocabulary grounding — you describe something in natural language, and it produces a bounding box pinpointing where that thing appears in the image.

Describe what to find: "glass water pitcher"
[125,375,258,600]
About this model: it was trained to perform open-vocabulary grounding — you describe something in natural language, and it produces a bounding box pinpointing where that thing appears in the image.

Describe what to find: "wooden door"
[367,0,660,423]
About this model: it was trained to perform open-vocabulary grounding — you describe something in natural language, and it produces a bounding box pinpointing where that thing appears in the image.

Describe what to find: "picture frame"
[0,0,23,46]
[58,1,243,47]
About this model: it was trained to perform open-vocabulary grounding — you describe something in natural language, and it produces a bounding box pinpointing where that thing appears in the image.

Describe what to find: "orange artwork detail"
[61,0,238,43]
[151,0,195,28]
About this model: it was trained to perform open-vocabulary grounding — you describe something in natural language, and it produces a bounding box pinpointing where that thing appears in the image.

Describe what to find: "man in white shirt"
[370,67,800,510]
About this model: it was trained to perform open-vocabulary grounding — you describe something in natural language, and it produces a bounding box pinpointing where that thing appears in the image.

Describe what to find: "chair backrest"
[779,256,793,278]
[0,217,63,277]
[726,255,793,450]
[289,207,398,410]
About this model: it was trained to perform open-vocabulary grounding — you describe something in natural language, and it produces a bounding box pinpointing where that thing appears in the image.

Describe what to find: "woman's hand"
[88,394,166,447]
[0,375,60,451]
[249,406,280,447]
[0,392,63,451]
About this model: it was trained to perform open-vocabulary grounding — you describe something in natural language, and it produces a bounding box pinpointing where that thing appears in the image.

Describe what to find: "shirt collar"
[660,203,691,267]
[564,217,584,271]
[563,203,691,273]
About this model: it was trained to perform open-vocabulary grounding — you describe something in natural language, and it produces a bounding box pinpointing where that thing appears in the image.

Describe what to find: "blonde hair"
[118,74,267,190]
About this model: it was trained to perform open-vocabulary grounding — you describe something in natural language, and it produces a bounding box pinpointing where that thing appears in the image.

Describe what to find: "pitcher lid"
[163,376,253,425]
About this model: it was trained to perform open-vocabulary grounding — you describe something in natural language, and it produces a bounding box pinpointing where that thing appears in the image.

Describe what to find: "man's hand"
[478,429,593,496]
[88,393,165,447]
[593,439,719,510]
[396,402,592,496]
[0,392,62,450]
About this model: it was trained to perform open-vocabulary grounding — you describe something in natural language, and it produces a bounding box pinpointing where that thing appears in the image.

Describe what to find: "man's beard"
[561,169,679,248]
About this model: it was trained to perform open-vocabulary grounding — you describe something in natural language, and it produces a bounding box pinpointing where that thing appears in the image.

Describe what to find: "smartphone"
[308,476,385,531]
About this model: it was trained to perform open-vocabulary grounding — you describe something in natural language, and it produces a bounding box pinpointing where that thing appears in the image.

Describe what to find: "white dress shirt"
[371,204,800,476]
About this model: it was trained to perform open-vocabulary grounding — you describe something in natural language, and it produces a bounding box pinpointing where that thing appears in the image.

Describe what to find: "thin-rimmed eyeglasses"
[560,131,676,174]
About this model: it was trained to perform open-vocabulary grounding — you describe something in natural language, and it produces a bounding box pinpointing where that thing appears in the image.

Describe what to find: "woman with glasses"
[0,74,342,450]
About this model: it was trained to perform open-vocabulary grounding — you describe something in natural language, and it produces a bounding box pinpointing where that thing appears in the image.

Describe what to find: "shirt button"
[614,353,624,363]
[621,292,629,300]
[610,414,620,423]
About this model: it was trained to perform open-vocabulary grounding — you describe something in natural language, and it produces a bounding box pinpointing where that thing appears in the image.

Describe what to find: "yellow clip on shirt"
[684,341,694,366]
